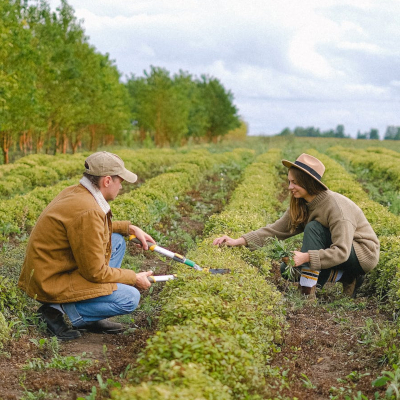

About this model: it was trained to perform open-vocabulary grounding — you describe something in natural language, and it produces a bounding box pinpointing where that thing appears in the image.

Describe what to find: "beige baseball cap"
[85,151,138,183]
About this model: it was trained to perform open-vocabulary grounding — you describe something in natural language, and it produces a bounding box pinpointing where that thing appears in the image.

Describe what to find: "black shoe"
[80,319,124,334]
[38,304,81,341]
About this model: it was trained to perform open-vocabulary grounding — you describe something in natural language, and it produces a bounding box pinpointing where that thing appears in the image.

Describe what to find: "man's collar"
[80,176,111,215]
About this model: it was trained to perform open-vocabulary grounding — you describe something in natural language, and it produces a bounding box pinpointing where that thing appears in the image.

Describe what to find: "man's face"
[102,176,124,202]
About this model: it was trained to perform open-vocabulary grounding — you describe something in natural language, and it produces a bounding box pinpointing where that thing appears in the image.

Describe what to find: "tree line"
[278,125,349,138]
[126,67,240,147]
[382,126,400,141]
[0,0,241,164]
[279,125,384,140]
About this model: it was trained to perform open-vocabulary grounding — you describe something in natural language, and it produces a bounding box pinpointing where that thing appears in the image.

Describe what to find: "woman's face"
[288,169,313,202]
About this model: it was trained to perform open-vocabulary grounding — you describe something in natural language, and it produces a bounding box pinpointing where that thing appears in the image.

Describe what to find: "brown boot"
[342,275,365,298]
[298,285,317,300]
[342,279,356,297]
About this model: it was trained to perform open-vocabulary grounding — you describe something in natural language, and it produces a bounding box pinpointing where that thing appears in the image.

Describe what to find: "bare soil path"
[266,267,393,399]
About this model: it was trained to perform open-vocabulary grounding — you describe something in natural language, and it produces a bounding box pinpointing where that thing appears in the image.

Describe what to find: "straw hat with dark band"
[282,153,328,190]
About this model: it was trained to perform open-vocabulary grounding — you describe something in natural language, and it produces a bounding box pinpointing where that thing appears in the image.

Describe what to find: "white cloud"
[46,0,400,136]
[345,83,389,97]
[337,41,390,55]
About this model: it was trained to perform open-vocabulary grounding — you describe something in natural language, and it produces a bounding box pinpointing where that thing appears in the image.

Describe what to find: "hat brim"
[118,168,138,184]
[282,159,328,190]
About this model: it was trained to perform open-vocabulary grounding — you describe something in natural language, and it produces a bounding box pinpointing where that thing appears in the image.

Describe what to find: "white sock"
[50,304,65,314]
[300,267,320,287]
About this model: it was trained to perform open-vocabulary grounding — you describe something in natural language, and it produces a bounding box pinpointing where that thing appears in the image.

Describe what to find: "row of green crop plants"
[5,143,399,397]
[0,146,258,393]
[0,145,254,292]
[0,148,216,199]
[328,145,400,190]
[307,149,400,310]
[326,146,400,215]
[110,149,287,400]
[0,148,255,239]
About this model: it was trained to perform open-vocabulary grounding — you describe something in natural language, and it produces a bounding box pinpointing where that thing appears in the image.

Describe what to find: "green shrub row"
[112,149,255,228]
[0,176,80,238]
[0,149,254,240]
[0,148,214,198]
[364,146,400,158]
[327,145,400,190]
[307,149,400,307]
[111,149,286,400]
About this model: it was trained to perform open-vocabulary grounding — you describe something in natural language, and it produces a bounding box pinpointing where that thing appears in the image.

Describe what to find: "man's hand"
[135,271,153,291]
[129,225,156,250]
[293,251,310,267]
[212,235,246,247]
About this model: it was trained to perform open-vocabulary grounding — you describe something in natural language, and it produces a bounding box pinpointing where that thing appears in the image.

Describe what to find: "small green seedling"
[268,238,298,280]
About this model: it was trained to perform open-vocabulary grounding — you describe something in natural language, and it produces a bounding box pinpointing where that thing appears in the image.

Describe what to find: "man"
[18,151,154,340]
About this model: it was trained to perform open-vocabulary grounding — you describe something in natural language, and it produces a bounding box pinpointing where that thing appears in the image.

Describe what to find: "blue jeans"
[63,234,141,327]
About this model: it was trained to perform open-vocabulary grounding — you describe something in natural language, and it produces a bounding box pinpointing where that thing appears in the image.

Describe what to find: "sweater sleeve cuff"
[242,231,264,251]
[308,250,322,271]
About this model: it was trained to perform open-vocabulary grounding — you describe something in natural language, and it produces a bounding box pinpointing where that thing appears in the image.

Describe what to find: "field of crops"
[2,136,400,399]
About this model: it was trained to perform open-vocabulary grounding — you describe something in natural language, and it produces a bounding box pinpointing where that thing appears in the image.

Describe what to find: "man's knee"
[114,284,140,314]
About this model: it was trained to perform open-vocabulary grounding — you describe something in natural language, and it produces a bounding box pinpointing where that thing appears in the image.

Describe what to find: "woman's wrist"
[235,237,246,246]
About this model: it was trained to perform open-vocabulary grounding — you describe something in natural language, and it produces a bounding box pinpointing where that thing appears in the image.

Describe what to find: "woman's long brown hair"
[288,167,327,232]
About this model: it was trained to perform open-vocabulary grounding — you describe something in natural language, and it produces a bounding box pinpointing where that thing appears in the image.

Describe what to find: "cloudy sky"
[48,0,400,138]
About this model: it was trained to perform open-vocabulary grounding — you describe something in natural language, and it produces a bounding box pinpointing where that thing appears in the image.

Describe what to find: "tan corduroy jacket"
[242,190,380,273]
[18,184,136,303]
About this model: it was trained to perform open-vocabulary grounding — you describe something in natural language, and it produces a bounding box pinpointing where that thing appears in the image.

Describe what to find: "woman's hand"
[213,235,246,247]
[129,225,156,250]
[293,251,310,267]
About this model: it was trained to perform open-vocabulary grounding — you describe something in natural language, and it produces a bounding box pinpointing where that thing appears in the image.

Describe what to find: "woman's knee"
[304,220,325,235]
[302,221,332,251]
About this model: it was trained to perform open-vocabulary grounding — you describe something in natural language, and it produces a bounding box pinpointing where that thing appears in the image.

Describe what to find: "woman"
[213,153,380,299]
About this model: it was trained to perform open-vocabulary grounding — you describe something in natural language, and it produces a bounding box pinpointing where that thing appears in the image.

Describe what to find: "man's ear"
[101,176,112,188]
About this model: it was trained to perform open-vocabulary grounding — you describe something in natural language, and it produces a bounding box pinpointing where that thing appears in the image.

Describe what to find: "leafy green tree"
[293,127,307,137]
[174,71,207,144]
[293,127,320,137]
[369,129,379,140]
[0,0,39,163]
[279,127,292,136]
[357,130,368,139]
[335,124,345,138]
[126,75,151,143]
[198,75,240,143]
[384,126,400,140]
[26,0,129,154]
[127,67,190,146]
[321,129,335,137]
